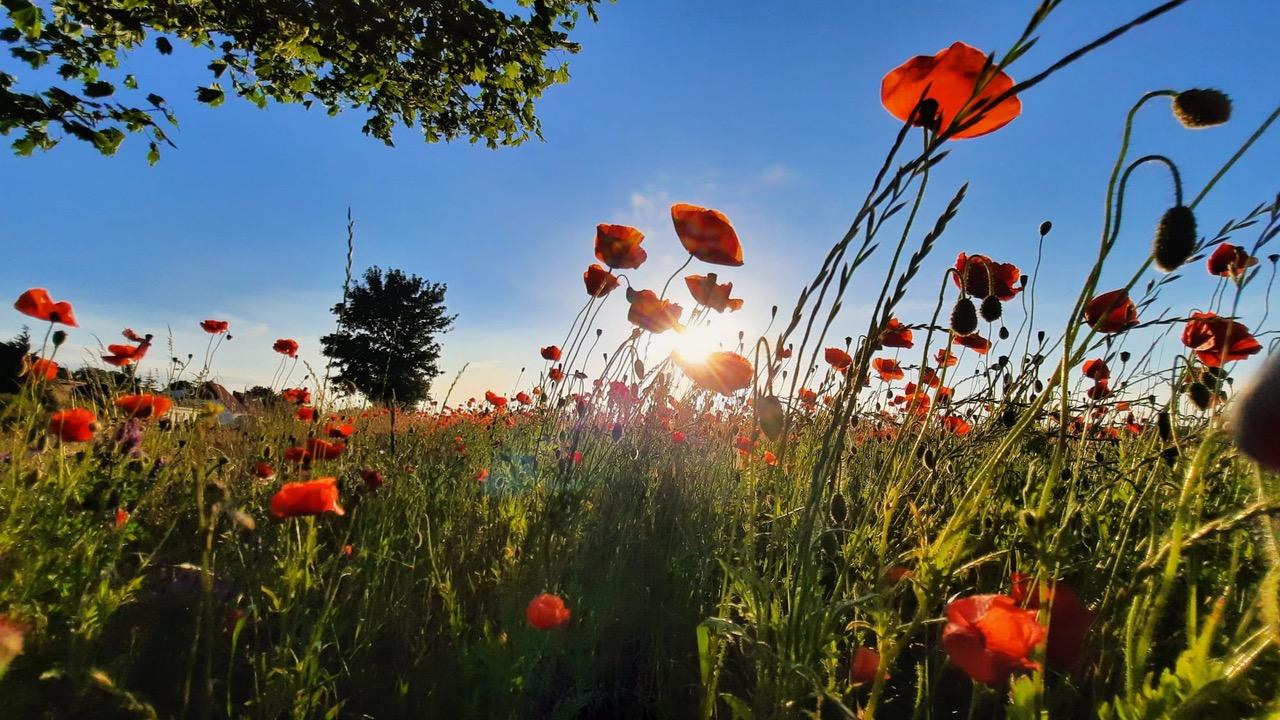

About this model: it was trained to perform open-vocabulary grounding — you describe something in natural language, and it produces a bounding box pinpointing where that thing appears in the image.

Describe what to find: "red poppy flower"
[270,477,344,519]
[676,351,753,396]
[685,273,744,313]
[935,349,958,367]
[254,461,276,480]
[1012,574,1095,671]
[735,436,755,453]
[306,437,346,460]
[881,318,914,349]
[200,319,229,334]
[873,357,905,381]
[515,391,533,405]
[584,264,621,297]
[954,253,1023,301]
[527,593,571,630]
[1082,359,1110,381]
[824,347,853,371]
[881,41,1022,139]
[102,333,153,367]
[943,415,972,435]
[1181,312,1262,367]
[325,422,355,438]
[936,386,954,403]
[672,431,687,444]
[360,468,385,491]
[281,388,311,405]
[1207,243,1257,278]
[485,390,508,408]
[1086,380,1111,401]
[548,367,565,383]
[273,338,299,358]
[49,408,96,442]
[295,407,316,422]
[540,345,562,362]
[283,447,310,466]
[671,203,744,267]
[115,394,173,419]
[594,223,647,269]
[1083,290,1139,334]
[953,333,991,354]
[14,288,78,327]
[762,451,778,466]
[798,387,818,405]
[626,288,683,334]
[850,647,885,685]
[28,357,58,380]
[942,594,1045,687]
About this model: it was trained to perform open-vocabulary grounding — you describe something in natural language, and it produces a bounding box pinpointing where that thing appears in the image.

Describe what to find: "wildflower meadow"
[3,2,1280,718]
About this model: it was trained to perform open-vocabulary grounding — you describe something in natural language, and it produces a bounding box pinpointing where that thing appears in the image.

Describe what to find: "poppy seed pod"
[1153,205,1197,272]
[980,296,1002,323]
[1234,352,1280,472]
[950,297,979,336]
[1172,89,1232,129]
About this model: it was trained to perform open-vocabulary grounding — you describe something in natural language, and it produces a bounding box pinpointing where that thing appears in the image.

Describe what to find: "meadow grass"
[3,1,1280,718]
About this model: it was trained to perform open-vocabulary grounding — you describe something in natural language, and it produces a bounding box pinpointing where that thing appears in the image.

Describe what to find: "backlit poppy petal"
[625,288,683,334]
[1083,290,1139,334]
[527,593,571,630]
[1207,243,1257,278]
[881,318,914,349]
[269,477,344,519]
[594,224,648,269]
[200,320,229,334]
[881,42,1022,139]
[14,288,79,327]
[273,339,299,358]
[824,348,852,371]
[685,273,744,313]
[671,203,744,267]
[942,594,1044,687]
[49,407,96,442]
[1181,312,1262,367]
[676,351,753,396]
[584,264,621,297]
[954,253,1023,301]
[115,394,173,419]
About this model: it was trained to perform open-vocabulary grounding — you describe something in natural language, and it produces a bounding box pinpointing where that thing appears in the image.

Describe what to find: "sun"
[660,323,732,366]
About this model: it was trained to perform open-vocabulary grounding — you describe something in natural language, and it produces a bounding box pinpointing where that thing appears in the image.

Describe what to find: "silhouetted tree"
[321,267,455,408]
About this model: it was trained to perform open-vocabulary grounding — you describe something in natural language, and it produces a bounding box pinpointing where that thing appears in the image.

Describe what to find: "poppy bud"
[1186,382,1212,411]
[998,326,1010,340]
[1153,205,1197,272]
[950,297,978,336]
[830,493,848,524]
[1157,411,1172,442]
[1039,221,1052,236]
[1034,380,1043,393]
[1037,330,1045,345]
[1001,409,1017,428]
[52,330,67,347]
[1172,89,1232,129]
[980,296,1002,323]
[1119,351,1131,363]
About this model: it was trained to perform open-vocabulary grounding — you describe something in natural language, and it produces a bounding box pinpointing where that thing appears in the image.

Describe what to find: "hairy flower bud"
[1153,205,1197,272]
[1172,89,1232,129]
[950,297,978,336]
[980,296,1002,323]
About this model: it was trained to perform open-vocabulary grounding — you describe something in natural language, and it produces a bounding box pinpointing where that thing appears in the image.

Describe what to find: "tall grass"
[3,1,1280,718]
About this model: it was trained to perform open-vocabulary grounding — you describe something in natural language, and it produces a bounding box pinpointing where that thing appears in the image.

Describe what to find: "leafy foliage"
[321,266,454,408]
[0,0,602,160]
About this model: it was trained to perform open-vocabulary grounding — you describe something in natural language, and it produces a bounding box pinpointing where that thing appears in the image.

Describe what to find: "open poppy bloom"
[14,288,78,327]
[116,394,173,419]
[873,357,905,381]
[1182,312,1262,367]
[675,351,753,396]
[1082,359,1110,381]
[881,318,914,349]
[935,349,958,367]
[1011,574,1095,672]
[102,332,153,367]
[527,593,571,630]
[685,273,744,313]
[27,357,58,380]
[515,391,533,405]
[825,347,853,371]
[1207,243,1258,278]
[584,264,621,297]
[595,223,648,269]
[485,390,508,408]
[270,477,344,519]
[1083,290,1139,334]
[1086,380,1111,401]
[254,461,276,480]
[273,338,299,358]
[306,437,346,460]
[943,415,972,435]
[49,408,96,442]
[548,367,565,382]
[954,253,1023,301]
[200,320,229,334]
[881,41,1022,139]
[942,594,1045,687]
[295,407,317,422]
[325,422,355,438]
[671,203,744,266]
[626,288,683,334]
[281,387,311,405]
[850,646,885,685]
[953,333,991,354]
[283,447,311,465]
[540,345,562,362]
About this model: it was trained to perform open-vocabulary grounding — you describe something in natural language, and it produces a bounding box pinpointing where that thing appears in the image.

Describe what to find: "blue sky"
[2,1,1277,405]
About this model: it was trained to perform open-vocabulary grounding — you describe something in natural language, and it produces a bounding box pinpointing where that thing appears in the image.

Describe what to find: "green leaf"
[123,74,137,90]
[195,85,225,106]
[9,5,42,39]
[146,142,159,165]
[154,36,173,55]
